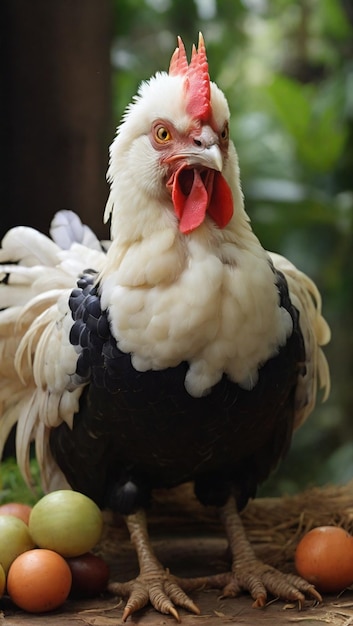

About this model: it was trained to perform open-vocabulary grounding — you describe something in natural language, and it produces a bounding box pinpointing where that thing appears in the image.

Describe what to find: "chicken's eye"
[220,124,229,142]
[155,125,172,143]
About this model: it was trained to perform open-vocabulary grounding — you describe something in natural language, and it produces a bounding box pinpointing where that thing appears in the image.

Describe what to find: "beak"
[165,143,223,173]
[184,143,223,172]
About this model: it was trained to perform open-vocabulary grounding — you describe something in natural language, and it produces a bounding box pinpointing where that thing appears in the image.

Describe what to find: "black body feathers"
[50,269,305,516]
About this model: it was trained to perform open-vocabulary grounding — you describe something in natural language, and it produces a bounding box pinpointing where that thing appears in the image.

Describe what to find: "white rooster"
[0,34,330,621]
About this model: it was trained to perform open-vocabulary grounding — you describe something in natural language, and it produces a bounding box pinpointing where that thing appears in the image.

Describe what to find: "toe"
[108,573,200,621]
[149,581,181,620]
[228,561,322,608]
[121,582,150,621]
[165,581,200,615]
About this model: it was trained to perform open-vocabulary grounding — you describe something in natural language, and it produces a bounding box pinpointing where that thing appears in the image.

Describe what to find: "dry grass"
[100,481,353,574]
[242,483,353,570]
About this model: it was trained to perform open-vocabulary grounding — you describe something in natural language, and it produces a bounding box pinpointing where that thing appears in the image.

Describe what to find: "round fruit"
[7,549,72,612]
[295,525,353,593]
[67,552,110,597]
[0,502,32,525]
[0,515,35,574]
[29,490,103,557]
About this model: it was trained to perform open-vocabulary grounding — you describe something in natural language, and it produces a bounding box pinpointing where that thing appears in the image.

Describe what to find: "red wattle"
[208,171,234,229]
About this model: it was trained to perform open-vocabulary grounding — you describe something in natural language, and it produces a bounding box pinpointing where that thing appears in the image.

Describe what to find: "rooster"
[0,34,330,621]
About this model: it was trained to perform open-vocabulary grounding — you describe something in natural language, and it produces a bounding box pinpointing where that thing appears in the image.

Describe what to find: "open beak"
[166,141,232,234]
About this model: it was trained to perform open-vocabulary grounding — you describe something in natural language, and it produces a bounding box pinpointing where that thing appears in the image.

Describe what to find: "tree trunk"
[0,0,112,240]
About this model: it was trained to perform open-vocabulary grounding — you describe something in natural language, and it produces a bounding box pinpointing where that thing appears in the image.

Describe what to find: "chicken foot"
[108,508,200,622]
[156,495,323,608]
[218,496,322,607]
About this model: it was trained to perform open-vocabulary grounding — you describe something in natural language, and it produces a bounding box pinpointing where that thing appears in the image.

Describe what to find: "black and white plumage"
[51,266,303,513]
[0,34,330,620]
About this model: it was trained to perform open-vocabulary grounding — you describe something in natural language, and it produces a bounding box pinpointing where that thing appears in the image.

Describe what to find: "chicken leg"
[108,508,200,622]
[219,496,322,607]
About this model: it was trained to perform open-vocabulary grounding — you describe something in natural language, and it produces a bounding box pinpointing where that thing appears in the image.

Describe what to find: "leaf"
[267,75,312,142]
[267,75,346,172]
[320,0,353,39]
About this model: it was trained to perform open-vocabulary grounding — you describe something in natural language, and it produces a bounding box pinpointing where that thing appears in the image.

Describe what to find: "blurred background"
[0,0,352,499]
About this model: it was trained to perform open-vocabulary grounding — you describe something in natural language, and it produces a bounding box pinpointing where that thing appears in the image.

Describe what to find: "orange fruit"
[295,526,353,593]
[7,549,72,612]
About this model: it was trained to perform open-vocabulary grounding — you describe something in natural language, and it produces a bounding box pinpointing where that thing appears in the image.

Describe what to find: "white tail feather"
[0,211,106,492]
[50,209,102,251]
[269,252,331,430]
[0,227,60,267]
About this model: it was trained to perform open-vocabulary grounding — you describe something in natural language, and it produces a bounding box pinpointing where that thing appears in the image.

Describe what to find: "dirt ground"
[3,591,353,626]
[2,484,353,626]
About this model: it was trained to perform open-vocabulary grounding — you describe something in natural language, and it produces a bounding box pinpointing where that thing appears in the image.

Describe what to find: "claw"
[308,587,323,604]
[252,595,268,608]
[122,606,133,623]
[168,606,181,622]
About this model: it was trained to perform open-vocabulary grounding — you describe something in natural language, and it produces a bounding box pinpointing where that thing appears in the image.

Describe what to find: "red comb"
[169,33,211,122]
[169,36,189,76]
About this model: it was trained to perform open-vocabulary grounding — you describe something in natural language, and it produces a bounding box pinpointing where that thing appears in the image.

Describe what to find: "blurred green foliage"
[0,458,42,506]
[113,0,353,495]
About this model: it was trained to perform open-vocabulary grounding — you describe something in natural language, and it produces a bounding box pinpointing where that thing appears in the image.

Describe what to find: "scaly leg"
[108,508,200,622]
[219,496,322,607]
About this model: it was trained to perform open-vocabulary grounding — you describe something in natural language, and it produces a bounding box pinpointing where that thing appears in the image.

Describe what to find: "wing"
[0,212,107,491]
